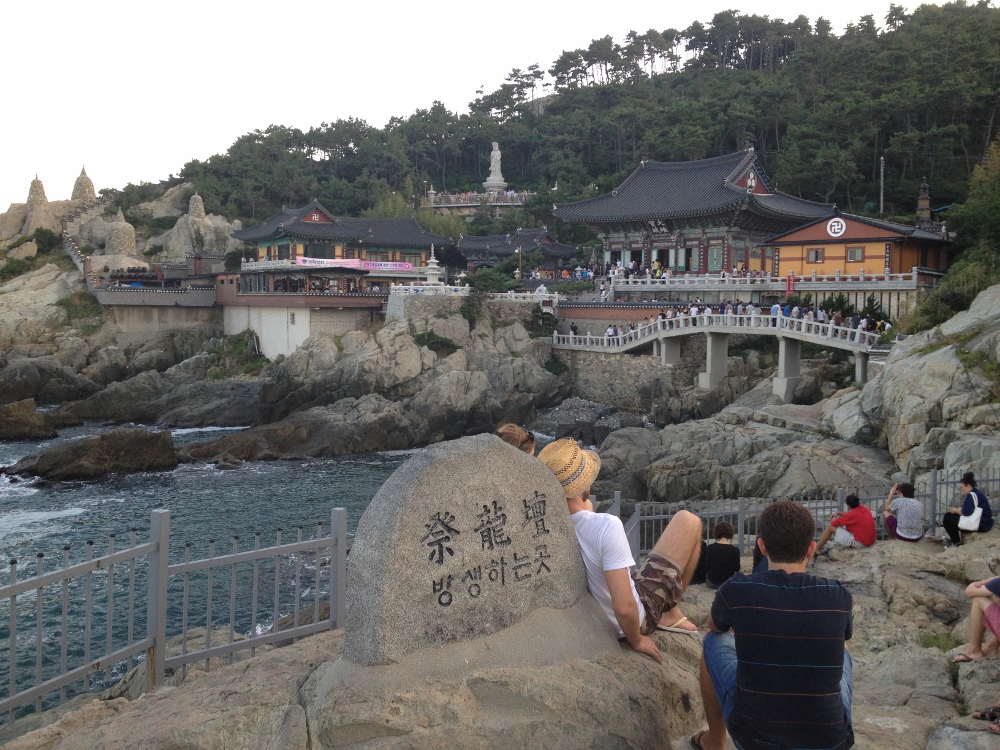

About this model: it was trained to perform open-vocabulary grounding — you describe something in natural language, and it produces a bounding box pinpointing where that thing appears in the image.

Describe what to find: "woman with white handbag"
[942,472,995,546]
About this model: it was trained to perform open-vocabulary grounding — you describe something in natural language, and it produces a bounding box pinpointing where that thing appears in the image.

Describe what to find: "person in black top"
[694,501,854,750]
[704,522,741,589]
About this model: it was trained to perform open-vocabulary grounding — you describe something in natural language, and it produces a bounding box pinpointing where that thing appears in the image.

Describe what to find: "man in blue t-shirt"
[694,501,854,750]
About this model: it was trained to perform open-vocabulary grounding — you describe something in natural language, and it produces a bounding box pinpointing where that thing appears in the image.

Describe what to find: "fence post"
[837,488,846,514]
[737,497,746,554]
[330,508,347,630]
[929,469,939,533]
[146,509,170,692]
[611,490,622,518]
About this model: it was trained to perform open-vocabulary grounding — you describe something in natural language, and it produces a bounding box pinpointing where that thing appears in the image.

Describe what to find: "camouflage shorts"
[632,551,684,636]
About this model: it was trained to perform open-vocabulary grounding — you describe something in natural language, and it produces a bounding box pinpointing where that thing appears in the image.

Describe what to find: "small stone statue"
[482,142,508,192]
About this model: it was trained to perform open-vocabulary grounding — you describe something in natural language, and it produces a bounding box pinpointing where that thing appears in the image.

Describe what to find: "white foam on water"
[0,508,84,546]
[171,426,251,436]
[0,475,40,500]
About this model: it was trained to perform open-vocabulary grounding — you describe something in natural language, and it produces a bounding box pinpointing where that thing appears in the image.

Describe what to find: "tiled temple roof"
[552,151,833,224]
[457,227,581,260]
[232,201,453,248]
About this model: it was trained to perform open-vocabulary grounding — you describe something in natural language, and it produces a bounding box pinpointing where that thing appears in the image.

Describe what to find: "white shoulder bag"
[958,491,984,532]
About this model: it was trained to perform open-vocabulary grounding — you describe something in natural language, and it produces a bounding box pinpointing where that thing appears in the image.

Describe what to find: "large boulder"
[597,384,896,502]
[0,399,56,440]
[342,434,594,666]
[860,282,1000,476]
[2,428,177,480]
[0,265,85,348]
[61,370,260,428]
[0,356,100,405]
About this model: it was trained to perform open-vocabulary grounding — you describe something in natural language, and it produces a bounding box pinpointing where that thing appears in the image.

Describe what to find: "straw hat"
[537,438,601,499]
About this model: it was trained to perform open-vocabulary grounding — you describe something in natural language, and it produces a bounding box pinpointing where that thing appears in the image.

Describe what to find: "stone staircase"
[59,192,118,284]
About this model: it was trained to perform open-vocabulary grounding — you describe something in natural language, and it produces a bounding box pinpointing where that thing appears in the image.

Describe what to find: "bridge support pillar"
[855,352,869,384]
[772,337,802,404]
[697,333,729,389]
[660,338,682,366]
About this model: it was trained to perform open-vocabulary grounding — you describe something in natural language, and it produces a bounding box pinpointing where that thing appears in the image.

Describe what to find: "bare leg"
[651,510,702,630]
[699,653,728,750]
[816,523,836,552]
[970,597,989,657]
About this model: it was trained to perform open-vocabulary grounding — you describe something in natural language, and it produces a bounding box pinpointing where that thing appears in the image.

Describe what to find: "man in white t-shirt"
[538,438,704,663]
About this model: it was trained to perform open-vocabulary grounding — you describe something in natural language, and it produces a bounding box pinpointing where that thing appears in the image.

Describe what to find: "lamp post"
[517,248,523,282]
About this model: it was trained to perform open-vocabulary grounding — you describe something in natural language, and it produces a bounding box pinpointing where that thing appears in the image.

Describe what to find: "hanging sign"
[786,272,795,295]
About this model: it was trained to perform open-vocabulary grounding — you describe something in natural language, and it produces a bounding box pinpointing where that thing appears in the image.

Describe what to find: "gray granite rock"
[343,433,588,666]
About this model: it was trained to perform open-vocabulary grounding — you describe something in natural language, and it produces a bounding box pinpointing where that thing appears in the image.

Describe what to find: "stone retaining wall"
[554,337,705,412]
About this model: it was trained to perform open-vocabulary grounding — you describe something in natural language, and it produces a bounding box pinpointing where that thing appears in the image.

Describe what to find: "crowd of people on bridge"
[566,300,890,343]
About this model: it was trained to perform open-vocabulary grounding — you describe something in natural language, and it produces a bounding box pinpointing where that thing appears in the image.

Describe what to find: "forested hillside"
[166,2,998,238]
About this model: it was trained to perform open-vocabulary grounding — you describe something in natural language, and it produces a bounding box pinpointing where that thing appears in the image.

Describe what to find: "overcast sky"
[1,0,927,211]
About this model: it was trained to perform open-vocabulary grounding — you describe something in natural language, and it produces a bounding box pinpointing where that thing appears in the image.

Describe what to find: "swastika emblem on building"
[826,218,847,237]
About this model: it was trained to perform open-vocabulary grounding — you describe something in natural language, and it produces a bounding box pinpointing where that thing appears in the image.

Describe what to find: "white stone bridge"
[552,313,879,403]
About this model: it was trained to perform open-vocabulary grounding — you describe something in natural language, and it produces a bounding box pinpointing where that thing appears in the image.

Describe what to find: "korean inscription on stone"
[423,492,554,607]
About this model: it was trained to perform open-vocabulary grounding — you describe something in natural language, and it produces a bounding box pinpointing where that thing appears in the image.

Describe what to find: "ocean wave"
[170,426,251,436]
[0,507,85,538]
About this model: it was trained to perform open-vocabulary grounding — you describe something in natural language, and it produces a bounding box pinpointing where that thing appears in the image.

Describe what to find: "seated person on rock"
[815,495,875,554]
[882,482,924,542]
[952,576,1000,663]
[941,471,994,546]
[695,501,854,750]
[538,438,703,663]
[704,522,741,589]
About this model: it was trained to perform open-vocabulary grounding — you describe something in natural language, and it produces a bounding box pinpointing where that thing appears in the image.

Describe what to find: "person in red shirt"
[815,495,876,553]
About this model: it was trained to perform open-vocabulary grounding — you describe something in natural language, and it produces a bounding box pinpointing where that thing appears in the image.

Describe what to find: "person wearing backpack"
[942,472,994,546]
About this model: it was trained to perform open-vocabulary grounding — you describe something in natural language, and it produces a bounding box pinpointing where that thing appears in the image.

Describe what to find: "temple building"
[457,227,581,277]
[232,201,453,290]
[552,148,835,274]
[762,212,951,278]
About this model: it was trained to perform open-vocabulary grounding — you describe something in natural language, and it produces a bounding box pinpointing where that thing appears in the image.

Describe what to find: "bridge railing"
[552,313,879,350]
[610,267,920,290]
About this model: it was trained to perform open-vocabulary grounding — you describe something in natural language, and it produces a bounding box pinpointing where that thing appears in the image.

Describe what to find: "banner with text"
[295,258,413,271]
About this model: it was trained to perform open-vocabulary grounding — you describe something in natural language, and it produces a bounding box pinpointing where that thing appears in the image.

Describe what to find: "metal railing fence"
[617,467,1000,559]
[0,508,347,726]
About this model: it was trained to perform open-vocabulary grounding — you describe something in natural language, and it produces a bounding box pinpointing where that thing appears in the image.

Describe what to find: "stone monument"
[482,141,508,192]
[71,167,96,202]
[341,434,614,669]
[22,175,59,237]
[104,208,137,256]
[188,193,207,220]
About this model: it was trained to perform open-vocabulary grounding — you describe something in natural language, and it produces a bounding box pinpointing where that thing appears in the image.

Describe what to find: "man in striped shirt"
[694,501,854,750]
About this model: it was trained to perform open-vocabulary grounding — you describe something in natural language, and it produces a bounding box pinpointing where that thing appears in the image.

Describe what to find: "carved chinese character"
[474,500,512,551]
[487,557,507,586]
[432,574,453,606]
[534,544,552,575]
[421,511,460,565]
[522,492,550,538]
[512,551,533,582]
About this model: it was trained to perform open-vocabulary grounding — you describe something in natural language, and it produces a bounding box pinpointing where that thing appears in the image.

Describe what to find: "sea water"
[0,424,411,713]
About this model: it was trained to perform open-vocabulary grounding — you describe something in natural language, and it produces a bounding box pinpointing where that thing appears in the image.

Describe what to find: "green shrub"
[150,215,179,233]
[467,267,519,293]
[459,295,482,328]
[33,228,60,252]
[525,304,557,338]
[545,357,568,376]
[548,281,595,294]
[413,331,458,357]
[0,258,34,282]
[144,244,165,258]
[54,291,102,322]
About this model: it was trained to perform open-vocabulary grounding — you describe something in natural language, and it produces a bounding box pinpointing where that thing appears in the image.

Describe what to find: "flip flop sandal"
[989,722,1000,735]
[689,730,709,750]
[657,616,699,635]
[973,706,1000,721]
[952,653,979,663]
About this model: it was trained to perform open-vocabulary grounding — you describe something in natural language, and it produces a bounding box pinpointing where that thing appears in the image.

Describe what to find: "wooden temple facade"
[552,149,835,274]
[231,201,453,291]
[457,227,581,276]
